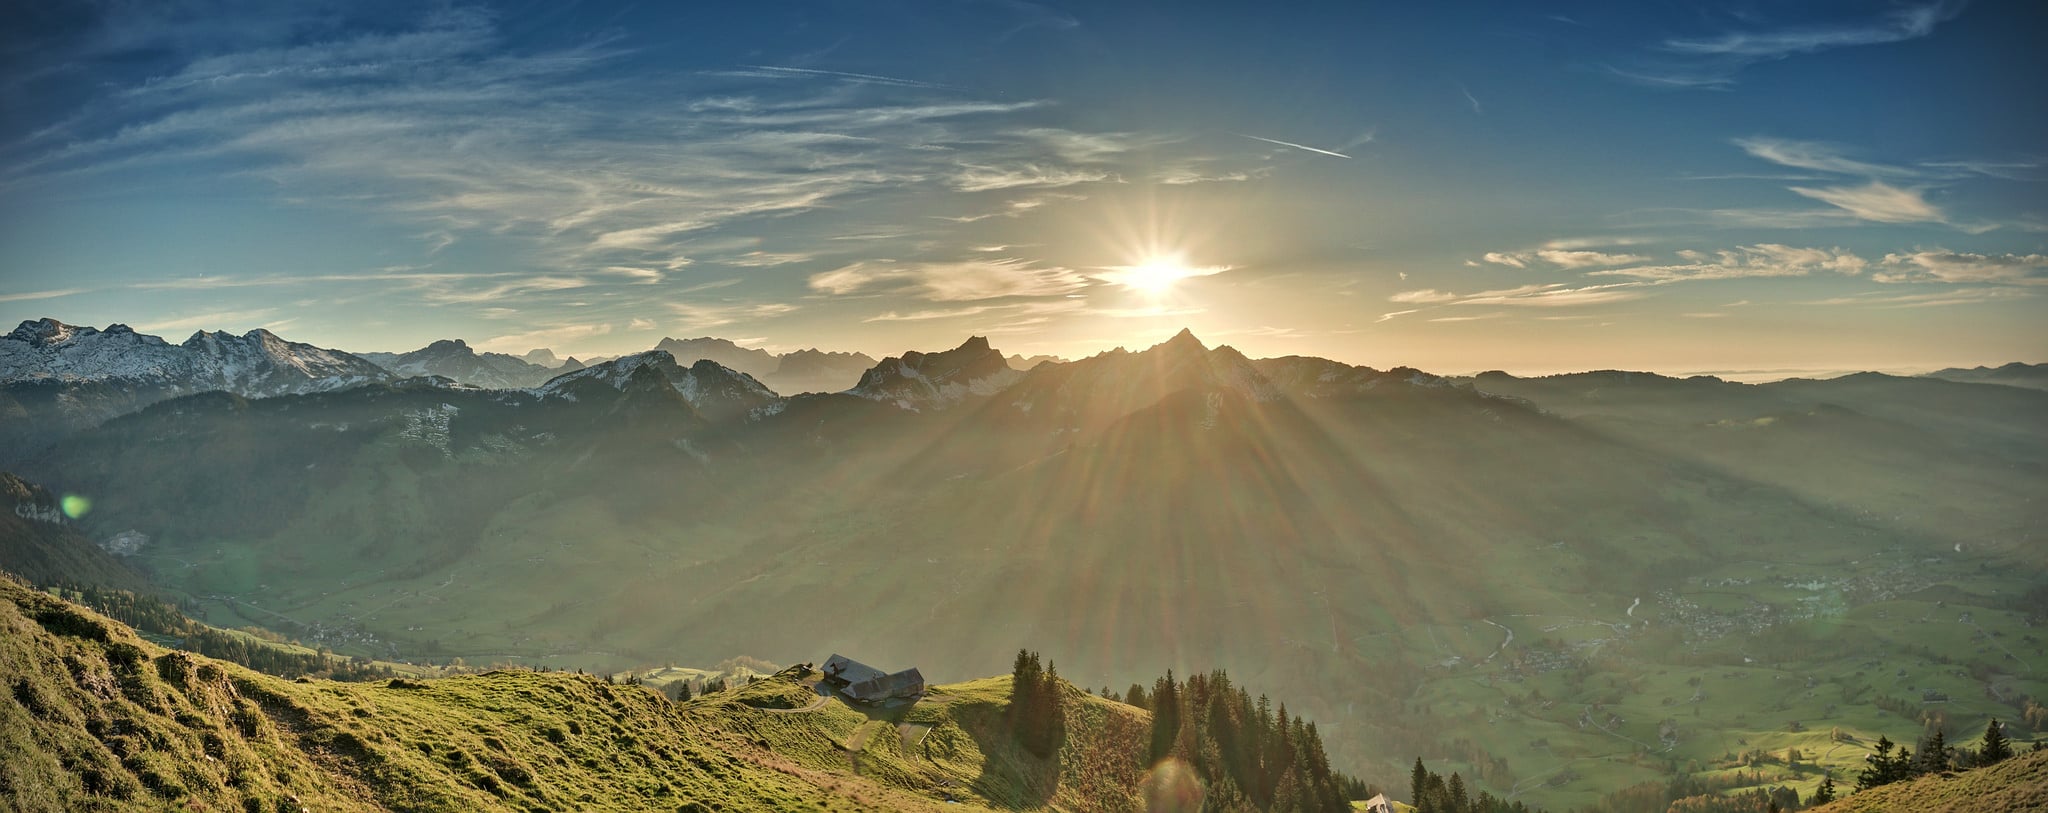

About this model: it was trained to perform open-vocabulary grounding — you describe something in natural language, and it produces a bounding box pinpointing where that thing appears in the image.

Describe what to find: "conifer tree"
[1149,670,1181,763]
[1915,729,1950,775]
[1857,736,1901,791]
[1978,718,2013,766]
[1809,774,1836,805]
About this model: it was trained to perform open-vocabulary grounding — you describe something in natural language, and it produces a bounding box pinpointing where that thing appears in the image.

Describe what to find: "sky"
[1,0,2044,376]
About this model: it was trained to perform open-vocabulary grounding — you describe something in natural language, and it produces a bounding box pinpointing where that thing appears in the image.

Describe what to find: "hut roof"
[846,667,925,702]
[822,653,884,685]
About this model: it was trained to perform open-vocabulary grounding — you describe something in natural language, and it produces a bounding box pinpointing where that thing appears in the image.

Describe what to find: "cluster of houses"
[822,653,925,703]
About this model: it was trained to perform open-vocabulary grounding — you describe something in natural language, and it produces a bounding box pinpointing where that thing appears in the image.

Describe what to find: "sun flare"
[1101,253,1228,296]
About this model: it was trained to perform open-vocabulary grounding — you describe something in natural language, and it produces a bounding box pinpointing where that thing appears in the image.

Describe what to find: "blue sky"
[1,0,2043,374]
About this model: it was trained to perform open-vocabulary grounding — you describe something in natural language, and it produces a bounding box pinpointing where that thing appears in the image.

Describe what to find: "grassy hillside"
[1812,749,2048,812]
[0,573,1179,811]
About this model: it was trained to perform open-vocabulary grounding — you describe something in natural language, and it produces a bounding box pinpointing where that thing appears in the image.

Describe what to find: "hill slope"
[0,574,1174,811]
[1812,750,2048,813]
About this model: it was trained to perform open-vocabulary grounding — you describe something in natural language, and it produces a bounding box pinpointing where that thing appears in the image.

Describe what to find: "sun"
[1100,253,1227,297]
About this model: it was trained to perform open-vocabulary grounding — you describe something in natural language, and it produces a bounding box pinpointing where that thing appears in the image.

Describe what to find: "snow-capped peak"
[532,351,782,420]
[0,318,390,397]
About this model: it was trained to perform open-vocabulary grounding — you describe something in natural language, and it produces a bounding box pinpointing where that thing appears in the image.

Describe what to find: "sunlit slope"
[1810,750,2048,813]
[0,574,1158,811]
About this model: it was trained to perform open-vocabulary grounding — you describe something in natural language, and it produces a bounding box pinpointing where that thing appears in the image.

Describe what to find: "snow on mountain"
[1,319,191,384]
[848,336,1021,412]
[533,350,782,421]
[181,328,392,396]
[1,318,391,396]
[359,339,556,389]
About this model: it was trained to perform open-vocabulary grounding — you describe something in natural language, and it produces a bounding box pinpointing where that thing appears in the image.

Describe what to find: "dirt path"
[1482,619,1514,663]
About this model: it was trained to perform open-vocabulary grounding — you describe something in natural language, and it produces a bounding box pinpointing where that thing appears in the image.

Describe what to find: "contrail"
[1239,134,1351,159]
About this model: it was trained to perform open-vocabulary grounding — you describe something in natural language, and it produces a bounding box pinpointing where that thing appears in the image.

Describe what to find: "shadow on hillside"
[952,705,1058,810]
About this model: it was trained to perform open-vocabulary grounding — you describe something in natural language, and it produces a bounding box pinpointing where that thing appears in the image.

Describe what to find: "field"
[1397,547,2044,809]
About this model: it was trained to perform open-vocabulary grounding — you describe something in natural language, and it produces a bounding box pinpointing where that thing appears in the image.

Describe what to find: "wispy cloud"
[1389,282,1647,312]
[665,302,800,329]
[1872,251,2048,285]
[136,308,279,334]
[0,287,88,303]
[1589,244,1867,282]
[1,5,1252,312]
[1804,288,2032,308]
[865,305,1002,322]
[1454,283,1646,307]
[951,164,1114,192]
[1457,83,1483,115]
[1618,2,1966,88]
[1388,289,1458,304]
[473,322,616,354]
[721,65,952,90]
[1428,312,1502,323]
[1662,2,1964,59]
[1600,64,1735,90]
[1704,137,2020,230]
[720,251,816,268]
[1787,181,1944,224]
[810,258,1088,301]
[864,299,1085,323]
[1734,137,1918,178]
[1481,248,1652,269]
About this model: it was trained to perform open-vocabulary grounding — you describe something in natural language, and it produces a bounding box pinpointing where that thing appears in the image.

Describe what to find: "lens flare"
[61,494,92,519]
[1139,757,1206,812]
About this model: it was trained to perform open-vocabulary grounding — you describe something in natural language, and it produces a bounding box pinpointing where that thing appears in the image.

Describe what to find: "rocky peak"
[850,336,1019,411]
[1156,328,1205,353]
[7,318,85,347]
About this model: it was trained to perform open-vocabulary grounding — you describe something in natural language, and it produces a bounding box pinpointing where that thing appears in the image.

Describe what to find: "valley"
[6,322,2041,810]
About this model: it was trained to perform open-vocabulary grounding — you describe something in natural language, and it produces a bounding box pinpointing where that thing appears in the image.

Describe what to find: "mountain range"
[1921,361,2048,391]
[2,317,2043,809]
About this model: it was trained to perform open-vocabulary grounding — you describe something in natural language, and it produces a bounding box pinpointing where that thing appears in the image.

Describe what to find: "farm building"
[822,653,885,686]
[1361,793,1394,813]
[846,667,925,703]
[821,653,925,703]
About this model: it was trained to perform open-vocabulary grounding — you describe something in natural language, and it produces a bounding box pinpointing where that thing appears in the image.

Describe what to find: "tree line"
[1854,718,2030,793]
[1408,759,1538,813]
[53,583,393,681]
[1074,656,1371,812]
